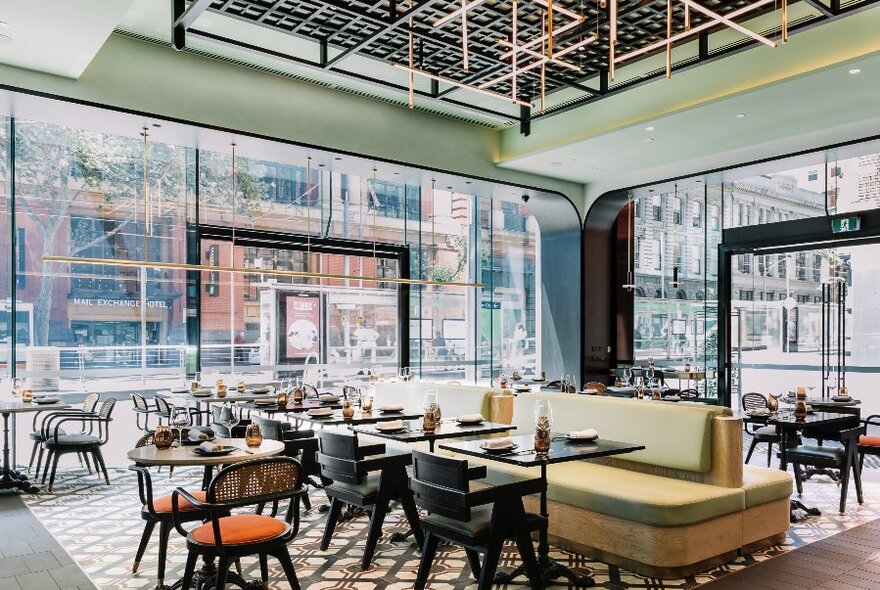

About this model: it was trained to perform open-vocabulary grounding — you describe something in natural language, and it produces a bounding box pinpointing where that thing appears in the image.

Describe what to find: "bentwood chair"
[129,433,212,588]
[153,396,174,426]
[788,425,864,512]
[342,385,360,400]
[301,383,319,399]
[172,456,307,590]
[857,414,880,471]
[409,451,544,590]
[131,393,155,431]
[741,392,781,467]
[678,388,700,399]
[317,430,423,569]
[28,392,100,476]
[42,398,117,491]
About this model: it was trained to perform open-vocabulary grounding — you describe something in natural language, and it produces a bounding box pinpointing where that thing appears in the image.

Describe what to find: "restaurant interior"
[1,0,880,589]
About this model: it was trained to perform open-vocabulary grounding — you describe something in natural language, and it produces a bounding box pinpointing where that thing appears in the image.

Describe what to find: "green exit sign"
[831,216,861,233]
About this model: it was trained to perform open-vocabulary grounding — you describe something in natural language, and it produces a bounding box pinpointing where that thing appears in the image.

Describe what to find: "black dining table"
[353,419,514,452]
[292,410,424,428]
[440,433,645,587]
[238,398,344,414]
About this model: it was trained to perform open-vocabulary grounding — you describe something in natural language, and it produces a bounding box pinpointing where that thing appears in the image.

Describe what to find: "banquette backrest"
[511,393,742,487]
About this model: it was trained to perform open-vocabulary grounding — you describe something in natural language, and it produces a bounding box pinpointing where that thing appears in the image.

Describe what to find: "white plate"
[379,405,404,413]
[307,408,334,417]
[319,395,341,403]
[376,422,406,432]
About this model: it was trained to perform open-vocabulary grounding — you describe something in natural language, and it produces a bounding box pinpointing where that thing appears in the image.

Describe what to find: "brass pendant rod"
[512,0,518,103]
[782,0,788,43]
[231,142,237,269]
[541,10,546,113]
[408,4,415,108]
[666,0,672,79]
[42,255,485,288]
[461,0,469,71]
[141,127,149,260]
[547,0,554,58]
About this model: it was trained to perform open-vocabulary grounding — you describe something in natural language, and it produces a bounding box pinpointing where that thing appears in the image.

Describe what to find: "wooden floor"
[703,518,880,590]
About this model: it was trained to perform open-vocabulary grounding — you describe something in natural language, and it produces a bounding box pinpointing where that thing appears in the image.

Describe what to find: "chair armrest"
[467,477,543,507]
[358,449,412,472]
[47,415,109,442]
[467,465,488,480]
[358,443,387,457]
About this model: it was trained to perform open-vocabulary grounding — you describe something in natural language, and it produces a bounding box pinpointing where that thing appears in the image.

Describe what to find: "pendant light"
[622,192,636,291]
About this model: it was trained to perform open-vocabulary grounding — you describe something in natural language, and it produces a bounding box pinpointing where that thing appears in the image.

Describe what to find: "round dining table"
[127,437,285,488]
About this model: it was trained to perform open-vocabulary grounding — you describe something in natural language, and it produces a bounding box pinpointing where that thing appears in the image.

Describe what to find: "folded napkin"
[319,394,340,402]
[457,414,484,423]
[583,388,598,395]
[378,420,404,430]
[188,429,214,441]
[569,428,598,439]
[482,437,513,449]
[199,441,225,453]
[380,404,404,412]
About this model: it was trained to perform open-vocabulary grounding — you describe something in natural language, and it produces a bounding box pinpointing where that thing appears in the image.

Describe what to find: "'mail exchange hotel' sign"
[67,297,170,322]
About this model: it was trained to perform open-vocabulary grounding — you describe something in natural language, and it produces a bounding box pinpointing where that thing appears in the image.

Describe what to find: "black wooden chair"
[316,430,422,569]
[741,392,781,467]
[409,450,544,590]
[28,392,100,476]
[788,425,864,513]
[129,432,212,588]
[252,416,322,510]
[857,414,880,471]
[42,398,116,492]
[172,456,307,590]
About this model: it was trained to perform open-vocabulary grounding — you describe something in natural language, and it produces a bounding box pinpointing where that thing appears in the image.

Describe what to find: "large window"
[0,113,545,392]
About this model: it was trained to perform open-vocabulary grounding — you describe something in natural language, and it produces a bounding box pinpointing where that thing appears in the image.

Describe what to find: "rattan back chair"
[301,383,319,399]
[678,388,700,399]
[172,456,307,590]
[131,392,154,431]
[584,381,607,394]
[129,431,210,587]
[153,396,173,425]
[341,384,359,400]
[740,392,781,467]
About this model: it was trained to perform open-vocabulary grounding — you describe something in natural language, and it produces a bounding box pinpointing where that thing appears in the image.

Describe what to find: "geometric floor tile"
[18,451,880,589]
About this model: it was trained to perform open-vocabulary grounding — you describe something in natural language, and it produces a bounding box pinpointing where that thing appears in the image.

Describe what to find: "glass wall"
[629,139,880,405]
[0,114,542,392]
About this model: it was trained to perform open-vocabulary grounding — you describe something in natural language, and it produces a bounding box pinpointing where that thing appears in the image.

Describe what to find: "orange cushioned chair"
[172,456,307,590]
[858,414,880,471]
[129,433,213,588]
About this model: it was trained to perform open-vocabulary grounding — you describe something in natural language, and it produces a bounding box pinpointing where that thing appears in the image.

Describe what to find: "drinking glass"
[623,367,633,385]
[219,404,239,437]
[646,366,655,386]
[171,407,190,447]
[361,385,374,413]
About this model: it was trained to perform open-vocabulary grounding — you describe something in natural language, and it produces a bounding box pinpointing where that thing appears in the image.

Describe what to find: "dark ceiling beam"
[172,0,214,50]
[324,0,440,69]
[799,0,836,17]
[187,28,518,121]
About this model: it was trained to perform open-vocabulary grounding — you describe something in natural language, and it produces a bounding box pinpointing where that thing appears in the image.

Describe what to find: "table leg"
[495,462,594,587]
[165,556,264,590]
[0,412,40,493]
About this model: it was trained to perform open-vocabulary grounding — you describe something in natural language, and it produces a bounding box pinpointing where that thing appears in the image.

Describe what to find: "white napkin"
[199,441,224,453]
[482,437,513,449]
[568,428,599,439]
[319,394,340,402]
[380,404,404,412]
[378,420,404,430]
[457,414,484,423]
[307,407,333,416]
[188,429,212,441]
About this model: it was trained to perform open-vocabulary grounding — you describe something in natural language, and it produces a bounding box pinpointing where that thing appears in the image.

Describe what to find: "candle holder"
[276,389,289,408]
[423,389,440,432]
[21,389,33,403]
[342,400,355,419]
[245,423,263,448]
[154,425,174,450]
[768,393,779,413]
[534,399,552,454]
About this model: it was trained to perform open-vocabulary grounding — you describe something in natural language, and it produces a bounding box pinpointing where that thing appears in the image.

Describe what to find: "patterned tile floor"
[18,453,880,590]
